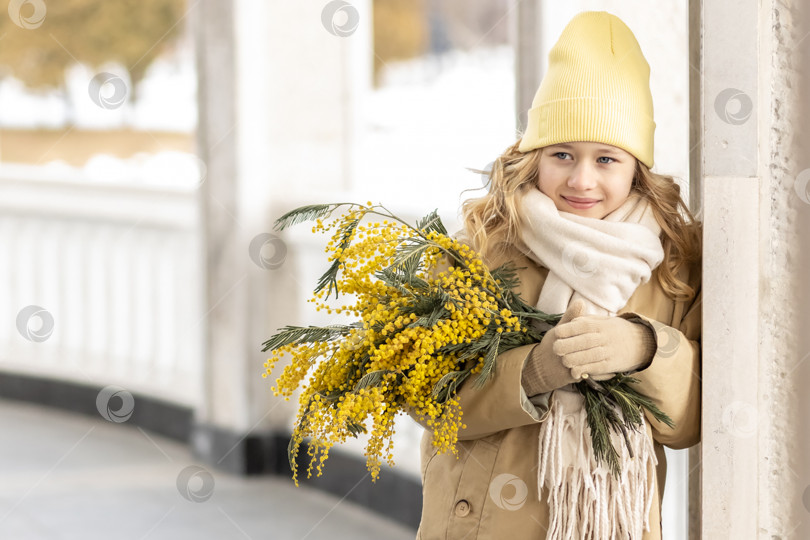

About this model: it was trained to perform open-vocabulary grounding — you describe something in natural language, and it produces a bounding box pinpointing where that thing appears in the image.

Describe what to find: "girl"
[416,11,702,540]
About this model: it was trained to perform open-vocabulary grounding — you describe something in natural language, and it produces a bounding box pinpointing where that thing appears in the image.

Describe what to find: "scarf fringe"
[538,390,657,540]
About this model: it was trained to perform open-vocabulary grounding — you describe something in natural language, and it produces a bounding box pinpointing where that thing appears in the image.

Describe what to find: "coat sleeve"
[452,344,552,439]
[619,267,702,449]
[405,345,552,439]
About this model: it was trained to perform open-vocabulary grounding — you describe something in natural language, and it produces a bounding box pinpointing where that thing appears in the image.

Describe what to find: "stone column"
[700,0,810,536]
[512,0,542,134]
[700,0,759,536]
[794,5,810,538]
[192,0,371,473]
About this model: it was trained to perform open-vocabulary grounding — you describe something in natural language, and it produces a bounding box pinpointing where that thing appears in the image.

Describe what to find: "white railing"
[0,169,204,407]
[0,170,430,475]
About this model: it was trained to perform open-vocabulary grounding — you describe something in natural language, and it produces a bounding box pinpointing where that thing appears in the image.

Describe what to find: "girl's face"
[536,142,638,219]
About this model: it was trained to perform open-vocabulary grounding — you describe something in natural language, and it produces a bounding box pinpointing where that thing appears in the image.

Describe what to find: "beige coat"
[415,242,702,539]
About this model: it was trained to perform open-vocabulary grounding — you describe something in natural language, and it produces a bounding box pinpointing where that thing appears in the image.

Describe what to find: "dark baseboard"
[0,372,193,442]
[0,372,422,530]
[191,423,422,528]
[290,447,423,530]
[190,422,286,475]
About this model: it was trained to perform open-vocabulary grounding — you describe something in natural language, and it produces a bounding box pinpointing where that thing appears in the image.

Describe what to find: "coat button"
[454,499,471,517]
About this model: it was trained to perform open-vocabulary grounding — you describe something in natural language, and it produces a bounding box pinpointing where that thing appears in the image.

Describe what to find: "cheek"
[536,165,559,195]
[536,176,550,196]
[609,168,635,197]
[614,180,633,199]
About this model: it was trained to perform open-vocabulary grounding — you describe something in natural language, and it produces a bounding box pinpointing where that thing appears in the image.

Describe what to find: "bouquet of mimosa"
[262,202,672,484]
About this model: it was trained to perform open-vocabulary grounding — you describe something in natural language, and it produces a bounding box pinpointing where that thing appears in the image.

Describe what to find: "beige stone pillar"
[192,0,371,471]
[700,0,759,536]
[699,0,810,536]
[794,5,810,538]
[512,0,542,134]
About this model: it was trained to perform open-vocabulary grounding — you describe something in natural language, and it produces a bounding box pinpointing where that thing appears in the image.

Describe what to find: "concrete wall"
[700,0,810,536]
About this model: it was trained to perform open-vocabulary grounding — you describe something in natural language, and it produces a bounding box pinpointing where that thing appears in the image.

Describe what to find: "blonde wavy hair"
[460,139,702,303]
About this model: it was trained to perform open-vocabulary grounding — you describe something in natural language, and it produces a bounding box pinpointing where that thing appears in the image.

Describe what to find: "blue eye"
[552,152,614,163]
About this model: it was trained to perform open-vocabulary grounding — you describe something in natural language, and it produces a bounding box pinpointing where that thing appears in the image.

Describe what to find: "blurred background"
[0,0,732,538]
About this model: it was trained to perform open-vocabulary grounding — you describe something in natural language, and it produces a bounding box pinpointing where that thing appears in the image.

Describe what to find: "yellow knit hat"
[518,11,656,168]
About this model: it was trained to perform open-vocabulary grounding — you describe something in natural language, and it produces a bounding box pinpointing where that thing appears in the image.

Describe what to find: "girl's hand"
[552,315,656,380]
[521,300,587,396]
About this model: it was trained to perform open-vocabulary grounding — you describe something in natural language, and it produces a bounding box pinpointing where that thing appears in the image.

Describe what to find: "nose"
[567,162,598,191]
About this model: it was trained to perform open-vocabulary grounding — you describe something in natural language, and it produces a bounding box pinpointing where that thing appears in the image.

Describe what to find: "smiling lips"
[562,195,601,209]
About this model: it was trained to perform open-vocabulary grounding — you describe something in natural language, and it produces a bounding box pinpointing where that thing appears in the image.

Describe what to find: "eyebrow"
[550,143,622,155]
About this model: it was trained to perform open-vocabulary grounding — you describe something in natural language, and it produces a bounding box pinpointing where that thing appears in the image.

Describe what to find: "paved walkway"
[0,399,417,540]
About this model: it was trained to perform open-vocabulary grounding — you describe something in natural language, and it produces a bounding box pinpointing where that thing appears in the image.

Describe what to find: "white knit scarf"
[515,188,664,539]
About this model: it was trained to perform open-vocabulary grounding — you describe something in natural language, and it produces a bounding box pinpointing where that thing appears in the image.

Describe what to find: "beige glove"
[553,314,657,380]
[521,299,588,396]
